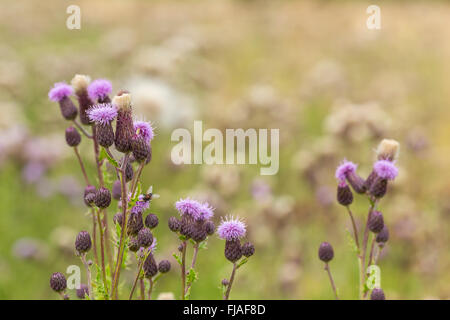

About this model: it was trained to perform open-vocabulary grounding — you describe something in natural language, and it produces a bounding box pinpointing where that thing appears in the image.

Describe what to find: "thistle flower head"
[71,74,91,93]
[175,198,203,219]
[335,160,357,183]
[48,82,73,102]
[131,198,150,214]
[217,216,247,241]
[112,92,131,111]
[376,139,400,161]
[88,79,112,101]
[134,120,155,143]
[373,160,398,180]
[196,202,214,221]
[87,103,118,125]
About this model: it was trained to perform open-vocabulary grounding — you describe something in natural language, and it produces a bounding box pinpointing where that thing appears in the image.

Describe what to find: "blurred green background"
[0,0,449,300]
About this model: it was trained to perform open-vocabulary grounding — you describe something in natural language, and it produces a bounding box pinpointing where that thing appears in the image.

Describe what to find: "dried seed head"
[71,74,91,93]
[168,217,181,232]
[242,242,255,257]
[75,231,92,253]
[112,92,131,111]
[370,288,386,300]
[158,260,171,273]
[76,283,89,299]
[65,127,81,147]
[112,180,122,200]
[131,136,152,163]
[145,214,159,229]
[318,242,334,263]
[368,211,384,233]
[376,225,389,243]
[94,187,112,209]
[50,272,67,292]
[205,220,215,235]
[137,228,154,248]
[71,75,93,125]
[143,252,158,278]
[376,139,400,161]
[337,183,353,206]
[225,239,243,262]
[128,236,140,252]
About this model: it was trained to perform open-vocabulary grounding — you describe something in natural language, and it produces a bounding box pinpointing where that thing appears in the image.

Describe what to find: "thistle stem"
[324,263,339,300]
[73,147,90,185]
[80,253,94,300]
[224,262,237,300]
[345,206,363,299]
[139,279,145,300]
[129,258,144,300]
[184,243,199,295]
[95,209,109,296]
[181,241,187,300]
[148,278,154,300]
[361,200,378,298]
[91,209,99,265]
[73,119,93,139]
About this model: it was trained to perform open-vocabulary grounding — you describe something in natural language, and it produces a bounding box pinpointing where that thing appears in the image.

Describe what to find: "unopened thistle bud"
[128,236,140,252]
[222,279,229,286]
[376,139,400,161]
[242,242,255,257]
[168,217,181,232]
[145,214,159,229]
[191,221,208,243]
[217,217,246,262]
[71,74,93,125]
[88,79,112,104]
[113,212,123,226]
[318,242,334,263]
[87,104,117,148]
[143,252,158,278]
[127,211,144,236]
[112,180,122,200]
[65,127,81,147]
[84,185,97,207]
[94,187,112,208]
[205,220,215,235]
[158,260,171,273]
[364,170,378,191]
[50,272,67,292]
[376,225,389,244]
[370,160,399,198]
[368,211,384,233]
[180,216,194,239]
[337,182,353,206]
[75,231,92,253]
[119,158,134,182]
[113,92,134,153]
[137,228,153,248]
[49,83,78,120]
[76,284,89,299]
[131,136,152,163]
[370,288,386,300]
[225,240,243,262]
[335,160,366,194]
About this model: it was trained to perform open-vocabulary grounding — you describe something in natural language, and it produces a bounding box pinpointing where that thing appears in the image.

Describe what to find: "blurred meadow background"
[1,0,450,300]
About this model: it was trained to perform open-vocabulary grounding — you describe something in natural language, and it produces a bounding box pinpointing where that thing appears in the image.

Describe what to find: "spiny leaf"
[186,268,198,285]
[172,253,182,266]
[100,147,119,168]
[237,257,249,269]
[198,240,208,250]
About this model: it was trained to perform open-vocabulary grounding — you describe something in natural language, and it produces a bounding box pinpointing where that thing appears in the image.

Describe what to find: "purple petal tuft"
[48,82,73,102]
[217,216,246,241]
[87,103,118,125]
[374,160,398,180]
[134,121,155,143]
[88,79,112,101]
[335,160,357,182]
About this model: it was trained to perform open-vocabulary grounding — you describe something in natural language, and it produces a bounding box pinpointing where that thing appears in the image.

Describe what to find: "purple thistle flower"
[48,83,73,102]
[335,160,357,183]
[88,79,112,102]
[175,198,203,219]
[217,216,247,241]
[87,103,118,125]
[131,198,150,214]
[373,160,398,180]
[197,202,214,221]
[134,121,155,143]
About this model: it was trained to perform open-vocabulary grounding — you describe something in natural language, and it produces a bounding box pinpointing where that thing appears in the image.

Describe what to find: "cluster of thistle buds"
[47,74,169,300]
[168,198,255,300]
[319,139,399,300]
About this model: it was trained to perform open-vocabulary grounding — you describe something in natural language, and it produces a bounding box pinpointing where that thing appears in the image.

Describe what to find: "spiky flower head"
[318,242,334,263]
[175,198,203,219]
[75,231,92,253]
[87,103,117,125]
[217,216,247,241]
[50,272,67,292]
[196,202,214,221]
[88,79,112,102]
[335,160,357,183]
[76,284,89,299]
[48,82,73,102]
[373,160,398,181]
[376,139,400,161]
[131,197,150,214]
[134,121,155,143]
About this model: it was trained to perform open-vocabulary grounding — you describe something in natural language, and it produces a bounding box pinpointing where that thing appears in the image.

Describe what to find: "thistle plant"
[320,139,400,300]
[47,74,255,300]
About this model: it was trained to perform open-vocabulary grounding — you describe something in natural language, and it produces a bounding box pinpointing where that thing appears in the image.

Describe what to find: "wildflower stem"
[73,147,90,185]
[139,279,145,300]
[345,206,363,299]
[184,243,200,295]
[368,237,376,267]
[148,278,154,300]
[324,263,339,300]
[361,199,378,299]
[91,208,99,265]
[374,244,384,265]
[129,258,144,300]
[345,206,360,250]
[181,241,187,300]
[130,162,145,197]
[224,262,237,300]
[111,153,130,299]
[73,119,93,139]
[80,253,94,300]
[95,209,109,297]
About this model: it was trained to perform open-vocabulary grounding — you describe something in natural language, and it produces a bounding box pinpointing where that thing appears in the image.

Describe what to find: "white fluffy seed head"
[376,139,400,161]
[113,92,132,111]
[71,74,91,93]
